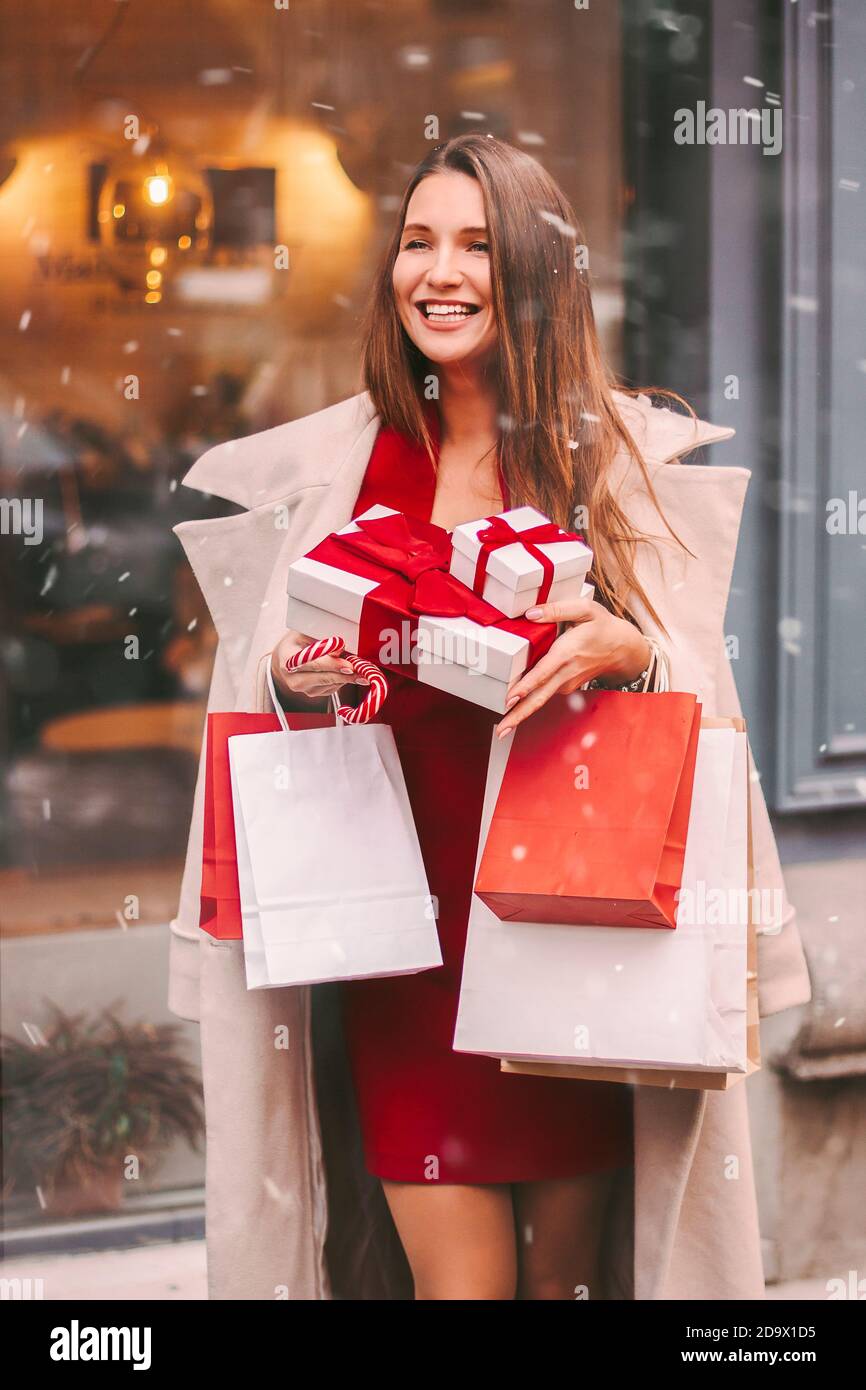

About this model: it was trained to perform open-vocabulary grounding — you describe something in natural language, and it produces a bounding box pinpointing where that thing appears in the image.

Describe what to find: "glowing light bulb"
[149,246,167,266]
[146,270,162,288]
[144,175,171,206]
[113,203,126,218]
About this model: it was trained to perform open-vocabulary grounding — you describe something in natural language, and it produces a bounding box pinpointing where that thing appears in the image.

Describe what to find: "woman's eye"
[401,238,488,252]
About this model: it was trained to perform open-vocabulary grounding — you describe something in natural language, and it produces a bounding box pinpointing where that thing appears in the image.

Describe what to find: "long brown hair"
[360,133,698,637]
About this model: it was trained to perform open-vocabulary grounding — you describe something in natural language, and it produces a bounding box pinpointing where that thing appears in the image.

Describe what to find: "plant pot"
[48,1164,125,1217]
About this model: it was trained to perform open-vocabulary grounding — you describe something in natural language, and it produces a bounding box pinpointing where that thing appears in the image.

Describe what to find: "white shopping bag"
[454,715,752,1075]
[229,651,442,988]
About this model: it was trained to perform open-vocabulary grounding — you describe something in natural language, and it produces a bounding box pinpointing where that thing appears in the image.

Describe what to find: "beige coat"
[169,388,812,1300]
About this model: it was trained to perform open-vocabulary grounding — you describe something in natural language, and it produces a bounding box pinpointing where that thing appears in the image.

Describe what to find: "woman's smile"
[413,298,485,331]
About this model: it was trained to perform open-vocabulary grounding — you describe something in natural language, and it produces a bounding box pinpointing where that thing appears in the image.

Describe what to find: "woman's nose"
[426,249,462,287]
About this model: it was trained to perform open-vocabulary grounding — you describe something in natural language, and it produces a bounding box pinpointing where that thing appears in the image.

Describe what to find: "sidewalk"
[0,1241,833,1300]
[0,1242,207,1301]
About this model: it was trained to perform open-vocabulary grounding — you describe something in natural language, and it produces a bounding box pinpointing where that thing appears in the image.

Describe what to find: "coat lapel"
[172,395,379,707]
[172,508,289,694]
[616,458,751,704]
[234,410,381,712]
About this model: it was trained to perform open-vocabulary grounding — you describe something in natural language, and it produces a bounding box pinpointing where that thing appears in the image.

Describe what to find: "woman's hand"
[270,629,369,700]
[495,597,652,739]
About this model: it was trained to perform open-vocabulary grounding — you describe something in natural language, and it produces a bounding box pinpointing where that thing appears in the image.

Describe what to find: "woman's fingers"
[299,664,370,686]
[300,654,356,677]
[288,668,369,691]
[275,649,369,699]
[524,595,596,624]
[286,649,358,677]
[286,680,367,701]
[496,669,564,738]
[272,633,386,702]
[503,644,582,708]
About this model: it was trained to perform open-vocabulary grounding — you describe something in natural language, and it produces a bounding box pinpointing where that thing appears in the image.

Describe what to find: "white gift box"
[449,505,593,619]
[453,721,751,1074]
[286,504,593,714]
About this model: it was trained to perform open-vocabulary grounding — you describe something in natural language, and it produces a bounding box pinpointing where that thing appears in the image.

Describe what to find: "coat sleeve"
[711,633,812,1018]
[167,639,236,1024]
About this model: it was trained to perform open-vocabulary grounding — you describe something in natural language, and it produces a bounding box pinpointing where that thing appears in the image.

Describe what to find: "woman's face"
[392,171,498,370]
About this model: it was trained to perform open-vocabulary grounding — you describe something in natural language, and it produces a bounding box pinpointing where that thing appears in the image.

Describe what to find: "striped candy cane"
[286,636,388,724]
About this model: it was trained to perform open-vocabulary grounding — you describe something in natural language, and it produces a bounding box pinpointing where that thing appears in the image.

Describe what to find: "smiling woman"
[268,134,697,1300]
[172,120,812,1305]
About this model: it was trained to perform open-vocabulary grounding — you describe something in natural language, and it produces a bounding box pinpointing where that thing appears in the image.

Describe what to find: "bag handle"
[640,636,670,692]
[268,635,389,728]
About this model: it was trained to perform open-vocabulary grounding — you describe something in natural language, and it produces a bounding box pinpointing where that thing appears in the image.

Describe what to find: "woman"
[267,135,705,1300]
[170,134,810,1302]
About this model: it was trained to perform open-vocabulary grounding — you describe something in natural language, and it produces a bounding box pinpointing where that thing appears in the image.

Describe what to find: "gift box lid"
[450,506,592,593]
[286,504,399,620]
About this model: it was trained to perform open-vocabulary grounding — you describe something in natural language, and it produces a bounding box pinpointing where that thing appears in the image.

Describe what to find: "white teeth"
[423,304,474,318]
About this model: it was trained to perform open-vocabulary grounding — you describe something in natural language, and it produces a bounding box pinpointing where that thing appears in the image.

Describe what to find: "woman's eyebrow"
[402,223,489,236]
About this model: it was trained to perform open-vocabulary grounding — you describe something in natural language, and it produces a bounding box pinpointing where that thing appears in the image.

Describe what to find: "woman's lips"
[414,303,483,331]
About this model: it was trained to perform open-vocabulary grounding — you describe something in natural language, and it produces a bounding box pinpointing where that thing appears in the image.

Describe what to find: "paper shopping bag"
[500,719,762,1089]
[454,716,756,1080]
[199,709,333,940]
[199,718,219,936]
[228,662,442,988]
[474,689,702,928]
[229,744,272,989]
[200,712,281,941]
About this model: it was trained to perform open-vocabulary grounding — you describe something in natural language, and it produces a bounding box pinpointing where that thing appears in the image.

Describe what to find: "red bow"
[333,511,505,624]
[472,515,579,604]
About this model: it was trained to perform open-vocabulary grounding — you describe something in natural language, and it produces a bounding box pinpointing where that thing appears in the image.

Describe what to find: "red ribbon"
[471,515,580,605]
[332,511,506,624]
[308,510,558,680]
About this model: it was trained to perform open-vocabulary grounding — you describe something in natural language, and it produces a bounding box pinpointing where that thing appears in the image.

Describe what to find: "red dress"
[339,406,634,1184]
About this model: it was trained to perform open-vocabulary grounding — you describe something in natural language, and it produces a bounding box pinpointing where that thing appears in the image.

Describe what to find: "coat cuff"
[755,901,813,1018]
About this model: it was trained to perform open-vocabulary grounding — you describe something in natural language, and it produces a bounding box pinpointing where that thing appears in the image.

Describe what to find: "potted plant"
[1,1001,204,1217]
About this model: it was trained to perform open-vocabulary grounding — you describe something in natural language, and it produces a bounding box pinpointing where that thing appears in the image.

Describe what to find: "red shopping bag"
[474,689,702,928]
[199,709,333,940]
